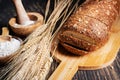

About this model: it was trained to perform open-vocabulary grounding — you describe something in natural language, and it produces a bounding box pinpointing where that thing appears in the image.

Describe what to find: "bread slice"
[60,42,89,55]
[59,15,109,54]
[59,0,120,55]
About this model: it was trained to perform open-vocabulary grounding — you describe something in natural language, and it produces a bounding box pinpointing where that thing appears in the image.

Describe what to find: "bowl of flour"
[0,36,22,64]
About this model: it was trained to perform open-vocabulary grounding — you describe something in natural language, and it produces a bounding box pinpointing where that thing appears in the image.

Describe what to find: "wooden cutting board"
[49,18,120,80]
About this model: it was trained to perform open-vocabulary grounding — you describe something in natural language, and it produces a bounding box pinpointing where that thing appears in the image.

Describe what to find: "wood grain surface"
[49,16,120,80]
[0,0,120,80]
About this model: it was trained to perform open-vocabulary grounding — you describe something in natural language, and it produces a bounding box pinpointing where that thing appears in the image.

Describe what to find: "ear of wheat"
[0,0,79,80]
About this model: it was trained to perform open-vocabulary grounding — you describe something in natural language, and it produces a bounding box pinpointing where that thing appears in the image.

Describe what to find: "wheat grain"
[0,0,79,80]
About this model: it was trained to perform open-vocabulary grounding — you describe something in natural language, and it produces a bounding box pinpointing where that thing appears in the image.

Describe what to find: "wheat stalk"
[0,0,79,80]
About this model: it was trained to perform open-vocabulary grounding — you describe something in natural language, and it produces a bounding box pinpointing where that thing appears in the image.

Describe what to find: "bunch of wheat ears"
[0,0,79,80]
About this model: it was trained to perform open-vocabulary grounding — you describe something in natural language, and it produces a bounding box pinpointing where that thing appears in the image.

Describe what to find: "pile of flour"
[0,38,21,57]
[14,21,35,27]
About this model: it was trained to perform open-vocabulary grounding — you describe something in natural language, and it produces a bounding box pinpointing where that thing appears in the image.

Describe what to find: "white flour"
[14,21,35,27]
[23,21,35,26]
[0,38,21,57]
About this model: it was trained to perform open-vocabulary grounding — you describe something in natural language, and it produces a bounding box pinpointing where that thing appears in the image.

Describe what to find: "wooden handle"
[2,27,9,36]
[49,59,79,80]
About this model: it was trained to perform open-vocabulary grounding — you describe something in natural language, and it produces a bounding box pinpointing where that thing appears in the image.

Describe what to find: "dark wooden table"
[0,0,120,80]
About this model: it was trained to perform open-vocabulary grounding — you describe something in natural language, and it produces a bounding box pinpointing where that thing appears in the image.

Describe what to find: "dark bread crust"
[77,0,120,30]
[59,0,120,55]
[60,15,109,44]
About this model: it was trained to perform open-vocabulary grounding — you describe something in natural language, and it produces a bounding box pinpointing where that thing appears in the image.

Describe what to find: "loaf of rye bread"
[59,0,120,55]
